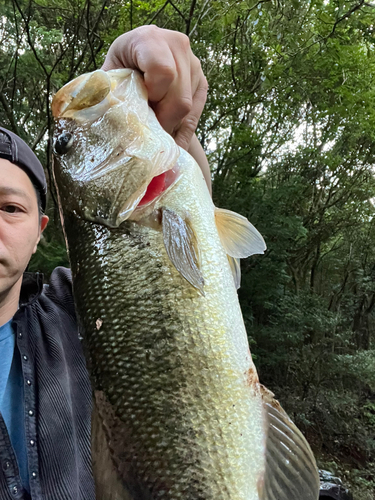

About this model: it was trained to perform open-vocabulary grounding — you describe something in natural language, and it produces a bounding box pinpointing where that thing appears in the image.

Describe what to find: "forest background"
[1,0,375,498]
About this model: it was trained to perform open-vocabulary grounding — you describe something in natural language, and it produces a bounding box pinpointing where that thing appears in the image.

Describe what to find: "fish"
[51,68,320,500]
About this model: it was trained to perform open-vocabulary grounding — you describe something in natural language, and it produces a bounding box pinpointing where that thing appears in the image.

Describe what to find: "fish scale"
[63,211,260,499]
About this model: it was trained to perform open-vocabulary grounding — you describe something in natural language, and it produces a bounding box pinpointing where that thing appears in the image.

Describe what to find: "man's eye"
[2,205,22,214]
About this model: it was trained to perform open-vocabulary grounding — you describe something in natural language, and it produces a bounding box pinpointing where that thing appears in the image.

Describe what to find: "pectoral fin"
[162,208,205,295]
[215,208,266,258]
[259,387,320,500]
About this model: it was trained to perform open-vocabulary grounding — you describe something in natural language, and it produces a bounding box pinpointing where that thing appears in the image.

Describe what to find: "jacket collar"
[19,272,44,307]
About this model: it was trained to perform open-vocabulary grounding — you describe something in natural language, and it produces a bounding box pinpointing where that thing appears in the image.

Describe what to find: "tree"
[1,0,375,497]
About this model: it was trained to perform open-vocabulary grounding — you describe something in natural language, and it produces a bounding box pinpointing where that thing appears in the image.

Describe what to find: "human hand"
[101,26,208,151]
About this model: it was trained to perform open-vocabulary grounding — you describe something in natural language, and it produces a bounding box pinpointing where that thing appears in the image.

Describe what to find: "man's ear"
[40,215,49,233]
[33,215,49,254]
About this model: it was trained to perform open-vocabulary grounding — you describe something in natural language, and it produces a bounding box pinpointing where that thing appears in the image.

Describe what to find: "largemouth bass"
[51,69,319,500]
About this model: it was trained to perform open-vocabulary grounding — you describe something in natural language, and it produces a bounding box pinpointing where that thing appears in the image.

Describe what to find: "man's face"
[0,159,48,297]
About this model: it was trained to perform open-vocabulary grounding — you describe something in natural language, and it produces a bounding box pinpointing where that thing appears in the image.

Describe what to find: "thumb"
[173,80,207,150]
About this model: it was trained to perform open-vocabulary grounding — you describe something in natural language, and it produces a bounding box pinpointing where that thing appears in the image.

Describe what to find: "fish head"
[52,69,180,227]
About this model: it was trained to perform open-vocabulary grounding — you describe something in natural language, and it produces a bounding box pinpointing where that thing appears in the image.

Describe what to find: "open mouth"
[138,165,180,208]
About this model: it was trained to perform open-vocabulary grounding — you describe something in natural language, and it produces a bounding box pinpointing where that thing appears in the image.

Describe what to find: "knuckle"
[199,76,209,93]
[154,64,177,84]
[132,25,161,53]
[169,31,191,53]
[179,33,191,50]
[202,76,209,91]
[183,114,199,133]
[191,57,208,91]
[178,96,193,117]
[194,81,208,107]
[136,25,159,36]
[191,54,201,69]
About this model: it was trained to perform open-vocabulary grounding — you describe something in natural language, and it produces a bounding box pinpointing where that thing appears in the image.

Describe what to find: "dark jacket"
[0,268,95,500]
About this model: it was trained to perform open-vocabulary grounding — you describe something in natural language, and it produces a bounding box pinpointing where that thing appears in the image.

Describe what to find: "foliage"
[1,0,375,497]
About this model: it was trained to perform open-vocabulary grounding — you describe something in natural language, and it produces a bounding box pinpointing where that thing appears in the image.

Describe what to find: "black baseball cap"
[0,126,47,211]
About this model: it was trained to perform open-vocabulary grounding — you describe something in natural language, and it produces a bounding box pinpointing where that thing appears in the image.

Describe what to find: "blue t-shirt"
[0,320,29,491]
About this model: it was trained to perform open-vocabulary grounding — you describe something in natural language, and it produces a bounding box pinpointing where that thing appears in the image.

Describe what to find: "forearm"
[188,135,211,195]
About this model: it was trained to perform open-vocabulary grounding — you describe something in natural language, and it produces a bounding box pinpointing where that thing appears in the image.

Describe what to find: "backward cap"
[0,126,47,211]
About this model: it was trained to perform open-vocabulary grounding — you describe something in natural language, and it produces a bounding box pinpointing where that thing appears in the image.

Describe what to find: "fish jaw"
[52,69,180,227]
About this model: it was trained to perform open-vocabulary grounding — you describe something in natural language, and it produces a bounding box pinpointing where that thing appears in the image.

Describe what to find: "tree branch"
[230,17,240,91]
[0,91,22,137]
[148,0,170,24]
[71,0,108,77]
[12,0,49,78]
[31,122,48,150]
[327,0,366,39]
[169,0,187,22]
[185,0,197,35]
[189,0,212,36]
[86,0,97,70]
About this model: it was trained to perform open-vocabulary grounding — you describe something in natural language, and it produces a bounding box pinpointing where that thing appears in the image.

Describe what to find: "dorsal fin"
[162,208,205,295]
[215,208,266,258]
[259,387,320,500]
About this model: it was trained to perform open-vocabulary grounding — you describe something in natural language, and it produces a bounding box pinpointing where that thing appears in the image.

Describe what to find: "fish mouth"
[93,163,180,227]
[52,69,133,120]
[133,164,180,213]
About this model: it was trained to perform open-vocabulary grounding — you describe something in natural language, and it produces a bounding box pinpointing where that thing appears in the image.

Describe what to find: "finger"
[174,74,208,150]
[150,43,193,134]
[102,27,180,104]
[102,35,177,103]
[134,42,178,103]
[101,27,207,144]
[190,55,203,93]
[131,27,193,114]
[101,33,131,71]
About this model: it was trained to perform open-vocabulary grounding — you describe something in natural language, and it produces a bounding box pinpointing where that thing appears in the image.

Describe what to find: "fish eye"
[54,132,74,155]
